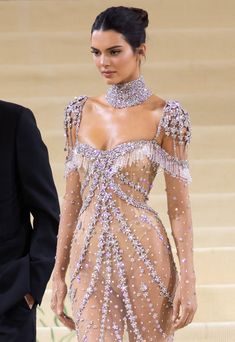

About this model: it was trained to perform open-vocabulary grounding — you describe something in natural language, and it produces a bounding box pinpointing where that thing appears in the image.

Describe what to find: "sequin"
[55,96,194,341]
[105,76,152,108]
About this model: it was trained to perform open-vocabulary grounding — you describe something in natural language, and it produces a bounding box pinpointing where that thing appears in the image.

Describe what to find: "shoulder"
[157,99,191,144]
[0,99,36,129]
[0,99,24,113]
[163,100,190,121]
[0,99,33,118]
[64,95,88,129]
[64,95,88,116]
[65,95,111,117]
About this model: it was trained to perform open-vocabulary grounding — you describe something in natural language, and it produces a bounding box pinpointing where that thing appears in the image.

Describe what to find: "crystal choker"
[105,76,152,108]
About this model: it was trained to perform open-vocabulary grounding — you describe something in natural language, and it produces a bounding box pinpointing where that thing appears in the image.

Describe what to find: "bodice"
[65,138,190,218]
[64,95,192,216]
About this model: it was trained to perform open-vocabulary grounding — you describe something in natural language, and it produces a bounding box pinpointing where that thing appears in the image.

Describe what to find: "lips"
[101,71,116,75]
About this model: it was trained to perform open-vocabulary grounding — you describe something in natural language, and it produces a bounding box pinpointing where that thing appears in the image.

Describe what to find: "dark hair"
[91,6,149,51]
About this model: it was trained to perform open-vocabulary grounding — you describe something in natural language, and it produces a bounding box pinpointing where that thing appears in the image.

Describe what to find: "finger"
[64,316,76,330]
[174,308,189,330]
[180,301,197,328]
[172,297,180,323]
[57,313,75,330]
[56,301,64,316]
[50,293,58,313]
[184,310,195,327]
[55,292,66,316]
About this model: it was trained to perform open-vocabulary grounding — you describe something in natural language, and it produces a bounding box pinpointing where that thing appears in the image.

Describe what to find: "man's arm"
[16,107,60,305]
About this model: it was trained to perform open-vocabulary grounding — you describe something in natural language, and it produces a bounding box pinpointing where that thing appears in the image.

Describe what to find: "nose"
[100,54,110,66]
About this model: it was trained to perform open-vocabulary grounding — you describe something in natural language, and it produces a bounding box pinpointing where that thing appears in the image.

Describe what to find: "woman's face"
[91,30,144,85]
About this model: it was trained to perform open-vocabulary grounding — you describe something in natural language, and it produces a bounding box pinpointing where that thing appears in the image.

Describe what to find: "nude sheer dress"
[56,96,193,342]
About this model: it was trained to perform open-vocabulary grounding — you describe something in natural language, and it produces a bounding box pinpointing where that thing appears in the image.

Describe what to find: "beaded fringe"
[64,149,91,178]
[114,143,192,183]
[64,142,192,184]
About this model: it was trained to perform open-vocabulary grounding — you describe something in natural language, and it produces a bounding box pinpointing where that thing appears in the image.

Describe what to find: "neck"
[105,75,152,109]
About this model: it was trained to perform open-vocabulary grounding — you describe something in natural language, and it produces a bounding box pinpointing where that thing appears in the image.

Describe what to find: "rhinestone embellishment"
[105,76,152,108]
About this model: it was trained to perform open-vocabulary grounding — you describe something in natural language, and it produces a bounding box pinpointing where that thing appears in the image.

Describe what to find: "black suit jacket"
[0,100,60,315]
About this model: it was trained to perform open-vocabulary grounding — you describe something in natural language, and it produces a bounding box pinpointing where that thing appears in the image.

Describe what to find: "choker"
[105,76,152,108]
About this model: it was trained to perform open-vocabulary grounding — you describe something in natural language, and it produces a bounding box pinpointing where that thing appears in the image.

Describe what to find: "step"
[53,179,235,228]
[36,322,235,342]
[41,125,235,165]
[0,28,234,65]
[46,247,235,289]
[46,247,235,291]
[178,92,235,126]
[167,226,235,249]
[149,193,235,227]
[0,60,234,98]
[0,0,234,33]
[50,158,235,197]
[174,247,233,285]
[175,322,235,342]
[59,156,235,193]
[153,159,235,194]
[188,226,235,248]
[183,125,235,160]
[2,92,235,132]
[185,248,235,285]
[37,285,235,329]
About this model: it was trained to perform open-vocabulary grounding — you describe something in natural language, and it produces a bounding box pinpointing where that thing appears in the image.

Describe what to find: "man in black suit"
[0,100,60,341]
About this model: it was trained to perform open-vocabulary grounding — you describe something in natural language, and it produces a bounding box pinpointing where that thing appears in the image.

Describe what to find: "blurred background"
[0,0,235,341]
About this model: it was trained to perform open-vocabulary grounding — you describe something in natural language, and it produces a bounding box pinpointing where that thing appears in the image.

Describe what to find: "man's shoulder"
[0,100,34,124]
[0,99,26,113]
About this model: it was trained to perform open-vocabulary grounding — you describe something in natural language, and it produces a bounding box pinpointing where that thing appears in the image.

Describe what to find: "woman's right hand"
[50,278,75,330]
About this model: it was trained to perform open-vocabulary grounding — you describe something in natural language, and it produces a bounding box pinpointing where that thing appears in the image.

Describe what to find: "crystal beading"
[61,94,194,341]
[105,75,152,108]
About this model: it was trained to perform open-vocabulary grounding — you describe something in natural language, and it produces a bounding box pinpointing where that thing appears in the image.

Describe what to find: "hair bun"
[130,7,149,28]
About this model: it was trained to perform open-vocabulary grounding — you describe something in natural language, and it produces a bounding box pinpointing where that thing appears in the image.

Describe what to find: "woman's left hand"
[172,278,197,330]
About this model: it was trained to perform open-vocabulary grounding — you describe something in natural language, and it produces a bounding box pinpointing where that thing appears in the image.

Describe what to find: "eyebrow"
[90,45,123,51]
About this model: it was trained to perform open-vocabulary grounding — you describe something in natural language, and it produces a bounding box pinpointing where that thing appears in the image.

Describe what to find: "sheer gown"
[59,96,193,341]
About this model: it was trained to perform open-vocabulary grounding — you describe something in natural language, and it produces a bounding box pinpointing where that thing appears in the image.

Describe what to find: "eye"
[110,50,121,56]
[91,50,100,56]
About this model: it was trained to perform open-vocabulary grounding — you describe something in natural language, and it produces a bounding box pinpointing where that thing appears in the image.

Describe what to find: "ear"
[138,43,147,58]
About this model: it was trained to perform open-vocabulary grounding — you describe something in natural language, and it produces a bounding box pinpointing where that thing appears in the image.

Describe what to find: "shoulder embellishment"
[157,100,191,146]
[64,95,88,153]
[64,95,88,131]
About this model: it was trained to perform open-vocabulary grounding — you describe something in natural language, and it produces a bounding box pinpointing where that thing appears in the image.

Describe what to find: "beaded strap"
[64,95,88,155]
[157,100,191,156]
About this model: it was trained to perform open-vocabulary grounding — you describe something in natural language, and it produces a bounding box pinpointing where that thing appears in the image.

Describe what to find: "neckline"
[72,97,170,153]
[75,137,161,153]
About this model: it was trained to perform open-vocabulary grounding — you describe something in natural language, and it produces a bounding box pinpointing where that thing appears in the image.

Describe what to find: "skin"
[90,29,144,85]
[51,29,197,334]
[24,293,35,309]
[70,30,166,151]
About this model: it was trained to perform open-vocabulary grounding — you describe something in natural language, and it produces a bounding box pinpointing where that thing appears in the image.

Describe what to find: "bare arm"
[51,98,86,329]
[157,101,197,330]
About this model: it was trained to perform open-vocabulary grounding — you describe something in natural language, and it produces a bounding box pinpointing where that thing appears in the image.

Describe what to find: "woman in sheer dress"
[51,6,197,342]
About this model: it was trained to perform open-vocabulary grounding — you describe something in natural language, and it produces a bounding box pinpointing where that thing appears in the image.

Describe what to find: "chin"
[104,77,120,85]
[107,80,119,85]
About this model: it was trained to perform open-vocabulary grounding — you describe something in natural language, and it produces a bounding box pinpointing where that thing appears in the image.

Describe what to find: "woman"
[51,6,197,341]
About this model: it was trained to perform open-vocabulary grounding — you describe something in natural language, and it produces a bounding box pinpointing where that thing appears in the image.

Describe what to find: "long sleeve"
[16,108,60,304]
[157,101,195,285]
[53,97,86,280]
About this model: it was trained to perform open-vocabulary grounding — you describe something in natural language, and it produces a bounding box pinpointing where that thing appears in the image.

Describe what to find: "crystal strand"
[99,233,113,341]
[111,234,144,341]
[74,228,106,332]
[110,198,173,303]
